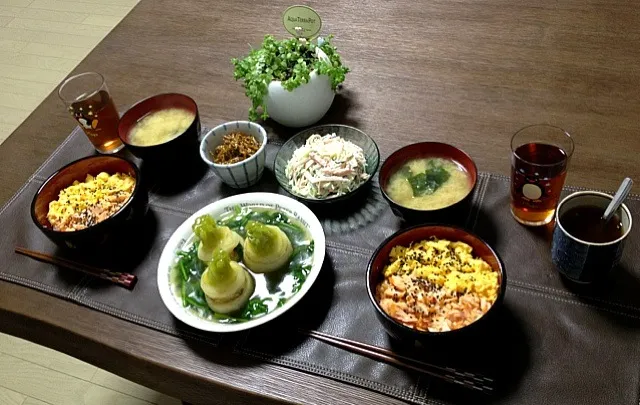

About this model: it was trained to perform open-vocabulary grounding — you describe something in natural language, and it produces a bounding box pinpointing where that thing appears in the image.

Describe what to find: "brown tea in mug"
[69,90,122,153]
[560,205,624,243]
[510,143,568,224]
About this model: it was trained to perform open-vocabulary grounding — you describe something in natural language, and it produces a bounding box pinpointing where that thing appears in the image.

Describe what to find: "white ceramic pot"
[264,49,335,128]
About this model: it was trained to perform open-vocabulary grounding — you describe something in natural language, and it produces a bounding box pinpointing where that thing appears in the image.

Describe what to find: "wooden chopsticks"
[300,328,494,394]
[15,247,137,290]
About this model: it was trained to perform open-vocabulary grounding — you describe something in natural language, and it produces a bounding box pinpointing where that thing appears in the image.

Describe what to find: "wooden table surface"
[1,1,639,403]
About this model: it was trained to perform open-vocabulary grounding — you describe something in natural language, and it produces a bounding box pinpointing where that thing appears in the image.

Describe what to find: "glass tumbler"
[58,72,124,154]
[510,124,574,226]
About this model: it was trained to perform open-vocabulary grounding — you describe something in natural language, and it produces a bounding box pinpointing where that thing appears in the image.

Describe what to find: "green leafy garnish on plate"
[173,206,314,324]
[405,160,451,196]
[175,244,209,312]
[240,297,270,318]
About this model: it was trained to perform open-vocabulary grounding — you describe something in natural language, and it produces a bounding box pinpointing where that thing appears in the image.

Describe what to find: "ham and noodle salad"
[376,238,499,332]
[285,134,370,199]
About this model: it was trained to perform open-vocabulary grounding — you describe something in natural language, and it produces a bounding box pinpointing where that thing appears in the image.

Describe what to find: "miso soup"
[129,108,195,146]
[385,158,472,210]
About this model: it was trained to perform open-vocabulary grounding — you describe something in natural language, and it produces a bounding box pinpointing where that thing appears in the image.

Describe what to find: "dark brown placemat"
[235,173,640,405]
[2,127,640,404]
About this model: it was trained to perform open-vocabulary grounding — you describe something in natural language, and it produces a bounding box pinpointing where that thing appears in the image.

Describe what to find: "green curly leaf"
[231,35,350,121]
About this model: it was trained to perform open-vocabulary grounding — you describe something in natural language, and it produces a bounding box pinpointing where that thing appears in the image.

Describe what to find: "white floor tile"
[0,386,26,405]
[0,106,30,125]
[0,38,26,51]
[8,18,110,38]
[17,7,87,22]
[0,0,33,7]
[0,50,79,71]
[21,42,89,59]
[0,76,55,95]
[23,398,53,405]
[29,0,132,17]
[92,370,181,405]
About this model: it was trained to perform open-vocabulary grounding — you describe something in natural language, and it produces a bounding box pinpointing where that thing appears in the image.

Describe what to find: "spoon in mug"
[602,177,633,223]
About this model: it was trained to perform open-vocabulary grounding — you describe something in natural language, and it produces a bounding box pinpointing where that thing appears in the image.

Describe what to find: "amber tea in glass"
[510,125,574,226]
[58,72,124,154]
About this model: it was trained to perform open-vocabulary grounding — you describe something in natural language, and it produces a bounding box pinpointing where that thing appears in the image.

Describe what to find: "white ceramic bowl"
[199,121,267,188]
[157,193,326,333]
[264,49,335,128]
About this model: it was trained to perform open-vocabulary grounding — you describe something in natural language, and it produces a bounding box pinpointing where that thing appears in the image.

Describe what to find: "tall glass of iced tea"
[510,124,574,226]
[58,72,124,154]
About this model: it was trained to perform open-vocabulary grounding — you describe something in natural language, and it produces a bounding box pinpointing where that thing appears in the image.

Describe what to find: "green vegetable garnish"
[239,297,270,318]
[205,250,235,286]
[232,35,349,121]
[405,161,451,196]
[244,220,294,273]
[174,206,314,323]
[174,243,208,315]
[246,221,275,255]
[192,215,225,248]
[192,214,242,262]
[200,249,255,315]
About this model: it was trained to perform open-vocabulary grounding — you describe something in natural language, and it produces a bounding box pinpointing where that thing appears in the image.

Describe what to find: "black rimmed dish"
[31,155,147,250]
[366,224,506,343]
[379,142,478,224]
[274,124,380,204]
[552,191,632,283]
[117,93,201,172]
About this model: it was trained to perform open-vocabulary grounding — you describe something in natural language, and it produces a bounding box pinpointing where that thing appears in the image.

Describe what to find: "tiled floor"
[0,0,182,403]
[0,334,182,404]
[0,0,137,144]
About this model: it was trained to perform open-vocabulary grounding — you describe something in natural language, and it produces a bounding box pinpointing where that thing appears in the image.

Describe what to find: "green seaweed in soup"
[386,158,471,210]
[171,206,314,323]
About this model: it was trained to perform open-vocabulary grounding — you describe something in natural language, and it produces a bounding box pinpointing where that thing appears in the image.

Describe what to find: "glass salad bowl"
[274,124,380,204]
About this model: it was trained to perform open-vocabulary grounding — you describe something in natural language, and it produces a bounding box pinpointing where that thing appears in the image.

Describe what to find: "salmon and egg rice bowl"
[376,238,499,332]
[47,172,135,232]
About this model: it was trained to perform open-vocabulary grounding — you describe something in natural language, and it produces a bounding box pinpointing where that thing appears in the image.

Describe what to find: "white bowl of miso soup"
[118,93,201,166]
[379,142,478,221]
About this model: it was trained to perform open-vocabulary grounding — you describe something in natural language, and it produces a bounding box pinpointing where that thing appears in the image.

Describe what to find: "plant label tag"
[282,5,322,39]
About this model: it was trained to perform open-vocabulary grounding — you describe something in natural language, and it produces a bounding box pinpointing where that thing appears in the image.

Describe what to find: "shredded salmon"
[376,239,499,332]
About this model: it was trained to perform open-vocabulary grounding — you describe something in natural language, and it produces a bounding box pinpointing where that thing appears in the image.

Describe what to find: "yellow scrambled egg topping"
[47,172,135,231]
[383,238,498,300]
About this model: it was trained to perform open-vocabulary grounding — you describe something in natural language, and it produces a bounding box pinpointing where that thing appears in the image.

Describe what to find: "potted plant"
[232,35,349,128]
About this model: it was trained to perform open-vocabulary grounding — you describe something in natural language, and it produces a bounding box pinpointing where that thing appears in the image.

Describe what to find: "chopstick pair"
[15,247,137,290]
[300,328,494,394]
